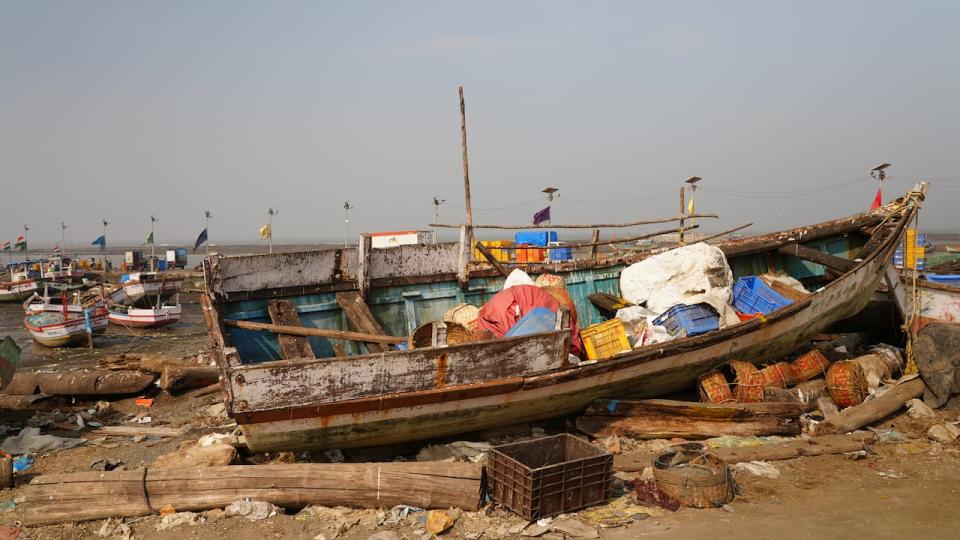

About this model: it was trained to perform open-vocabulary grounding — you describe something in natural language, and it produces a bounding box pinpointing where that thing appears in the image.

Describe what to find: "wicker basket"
[758,362,794,388]
[442,303,479,328]
[790,349,831,383]
[825,360,868,408]
[534,273,566,289]
[728,360,764,403]
[408,321,472,349]
[698,371,735,404]
[653,447,736,508]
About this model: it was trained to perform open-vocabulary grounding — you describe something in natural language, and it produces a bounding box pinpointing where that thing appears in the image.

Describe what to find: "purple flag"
[533,206,551,225]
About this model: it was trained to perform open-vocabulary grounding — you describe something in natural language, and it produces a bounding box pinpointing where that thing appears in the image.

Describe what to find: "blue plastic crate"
[925,274,960,286]
[732,276,792,315]
[548,246,572,261]
[514,231,558,247]
[652,303,720,337]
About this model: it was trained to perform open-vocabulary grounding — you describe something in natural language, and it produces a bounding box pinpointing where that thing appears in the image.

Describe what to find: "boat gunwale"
[222,192,921,424]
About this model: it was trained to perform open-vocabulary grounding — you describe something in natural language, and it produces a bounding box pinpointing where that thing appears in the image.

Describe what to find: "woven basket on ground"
[825,360,868,408]
[790,349,831,383]
[698,370,735,404]
[408,321,472,349]
[653,447,736,508]
[727,360,764,403]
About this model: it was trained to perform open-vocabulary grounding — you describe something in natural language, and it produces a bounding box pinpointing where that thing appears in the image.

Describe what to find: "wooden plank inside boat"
[267,300,316,359]
[336,292,389,353]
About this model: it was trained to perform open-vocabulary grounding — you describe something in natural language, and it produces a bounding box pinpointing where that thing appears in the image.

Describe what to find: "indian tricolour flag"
[14,236,26,250]
[1,240,10,251]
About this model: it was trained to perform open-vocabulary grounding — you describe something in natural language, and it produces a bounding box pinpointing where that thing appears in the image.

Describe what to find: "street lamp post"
[60,222,67,255]
[102,219,109,270]
[343,201,353,248]
[205,210,212,256]
[267,208,278,254]
[432,196,445,244]
[150,215,158,270]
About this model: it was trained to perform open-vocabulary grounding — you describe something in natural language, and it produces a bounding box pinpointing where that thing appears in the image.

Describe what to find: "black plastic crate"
[486,434,612,520]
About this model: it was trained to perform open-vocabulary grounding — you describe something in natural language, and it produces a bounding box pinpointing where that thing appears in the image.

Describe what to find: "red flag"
[870,187,882,211]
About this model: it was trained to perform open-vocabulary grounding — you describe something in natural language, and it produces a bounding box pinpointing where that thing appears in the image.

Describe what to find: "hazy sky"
[2,1,959,247]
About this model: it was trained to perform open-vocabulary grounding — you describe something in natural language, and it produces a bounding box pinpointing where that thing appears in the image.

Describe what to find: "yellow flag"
[259,224,272,240]
[687,197,695,215]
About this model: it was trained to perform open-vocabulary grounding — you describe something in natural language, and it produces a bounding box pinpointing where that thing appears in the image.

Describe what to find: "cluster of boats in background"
[1,257,183,347]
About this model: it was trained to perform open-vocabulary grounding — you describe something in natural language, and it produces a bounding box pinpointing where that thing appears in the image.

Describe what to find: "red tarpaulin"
[477,284,582,356]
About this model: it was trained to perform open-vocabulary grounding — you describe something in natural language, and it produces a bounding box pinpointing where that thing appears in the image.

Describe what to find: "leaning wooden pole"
[459,86,474,252]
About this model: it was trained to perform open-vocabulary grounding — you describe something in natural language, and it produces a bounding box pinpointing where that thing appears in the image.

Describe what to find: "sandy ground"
[1,299,959,539]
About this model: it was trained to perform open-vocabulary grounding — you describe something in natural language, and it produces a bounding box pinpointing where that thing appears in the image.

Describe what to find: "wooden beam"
[701,222,753,243]
[224,319,407,344]
[482,225,697,251]
[816,378,924,435]
[776,243,856,273]
[577,399,804,439]
[588,293,634,313]
[717,213,881,258]
[475,242,509,277]
[357,233,372,299]
[160,366,220,393]
[336,291,389,353]
[268,300,316,359]
[589,229,600,259]
[430,213,718,230]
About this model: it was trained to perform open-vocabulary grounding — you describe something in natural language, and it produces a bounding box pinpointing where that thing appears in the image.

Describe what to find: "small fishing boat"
[0,263,40,302]
[118,272,182,307]
[201,184,927,452]
[24,306,109,347]
[107,304,182,328]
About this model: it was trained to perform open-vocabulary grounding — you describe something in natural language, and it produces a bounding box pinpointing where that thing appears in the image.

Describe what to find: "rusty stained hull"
[239,244,891,452]
[903,278,960,327]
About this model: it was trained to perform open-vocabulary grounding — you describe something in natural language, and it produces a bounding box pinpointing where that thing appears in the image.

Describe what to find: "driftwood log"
[613,432,876,471]
[576,399,805,439]
[23,462,483,525]
[816,377,925,435]
[1,370,155,396]
[223,319,407,344]
[159,366,219,393]
[99,353,211,375]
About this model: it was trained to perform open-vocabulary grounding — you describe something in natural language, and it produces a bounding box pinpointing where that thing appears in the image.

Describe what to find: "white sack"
[619,242,739,327]
[503,269,535,290]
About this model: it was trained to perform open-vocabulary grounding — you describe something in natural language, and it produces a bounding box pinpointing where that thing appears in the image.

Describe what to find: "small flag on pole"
[91,235,106,251]
[1,241,10,251]
[870,188,883,211]
[533,206,551,226]
[259,224,272,240]
[52,245,61,253]
[144,232,154,246]
[193,228,208,252]
[687,197,695,215]
[14,236,26,251]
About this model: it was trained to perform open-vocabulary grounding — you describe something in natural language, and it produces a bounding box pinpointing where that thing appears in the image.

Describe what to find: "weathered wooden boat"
[886,271,960,330]
[201,185,927,452]
[0,263,40,302]
[107,304,182,328]
[24,307,109,347]
[118,272,182,308]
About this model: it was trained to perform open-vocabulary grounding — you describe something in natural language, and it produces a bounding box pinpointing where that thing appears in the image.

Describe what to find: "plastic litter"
[223,499,281,521]
[12,455,33,473]
[1,427,84,455]
[734,461,781,479]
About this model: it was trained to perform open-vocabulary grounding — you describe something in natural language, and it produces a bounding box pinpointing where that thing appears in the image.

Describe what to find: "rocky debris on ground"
[734,460,781,479]
[906,398,936,419]
[156,511,205,530]
[223,499,282,521]
[152,437,237,468]
[416,441,491,463]
[927,423,960,444]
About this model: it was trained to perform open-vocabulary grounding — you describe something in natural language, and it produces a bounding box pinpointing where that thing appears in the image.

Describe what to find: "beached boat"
[886,271,960,330]
[24,307,109,347]
[107,304,182,328]
[117,272,182,307]
[0,263,40,302]
[201,185,926,452]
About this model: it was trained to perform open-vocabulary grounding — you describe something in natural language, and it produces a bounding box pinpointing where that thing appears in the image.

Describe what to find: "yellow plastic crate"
[473,240,513,263]
[581,319,631,360]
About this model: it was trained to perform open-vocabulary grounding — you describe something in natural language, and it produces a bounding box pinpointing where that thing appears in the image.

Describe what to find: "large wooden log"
[577,399,804,439]
[2,370,156,396]
[268,299,316,359]
[160,366,220,393]
[99,353,210,374]
[613,432,876,471]
[223,319,407,344]
[23,462,483,525]
[816,377,924,435]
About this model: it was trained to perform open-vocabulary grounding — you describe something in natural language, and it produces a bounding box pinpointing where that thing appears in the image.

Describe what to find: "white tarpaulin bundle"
[619,242,740,327]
